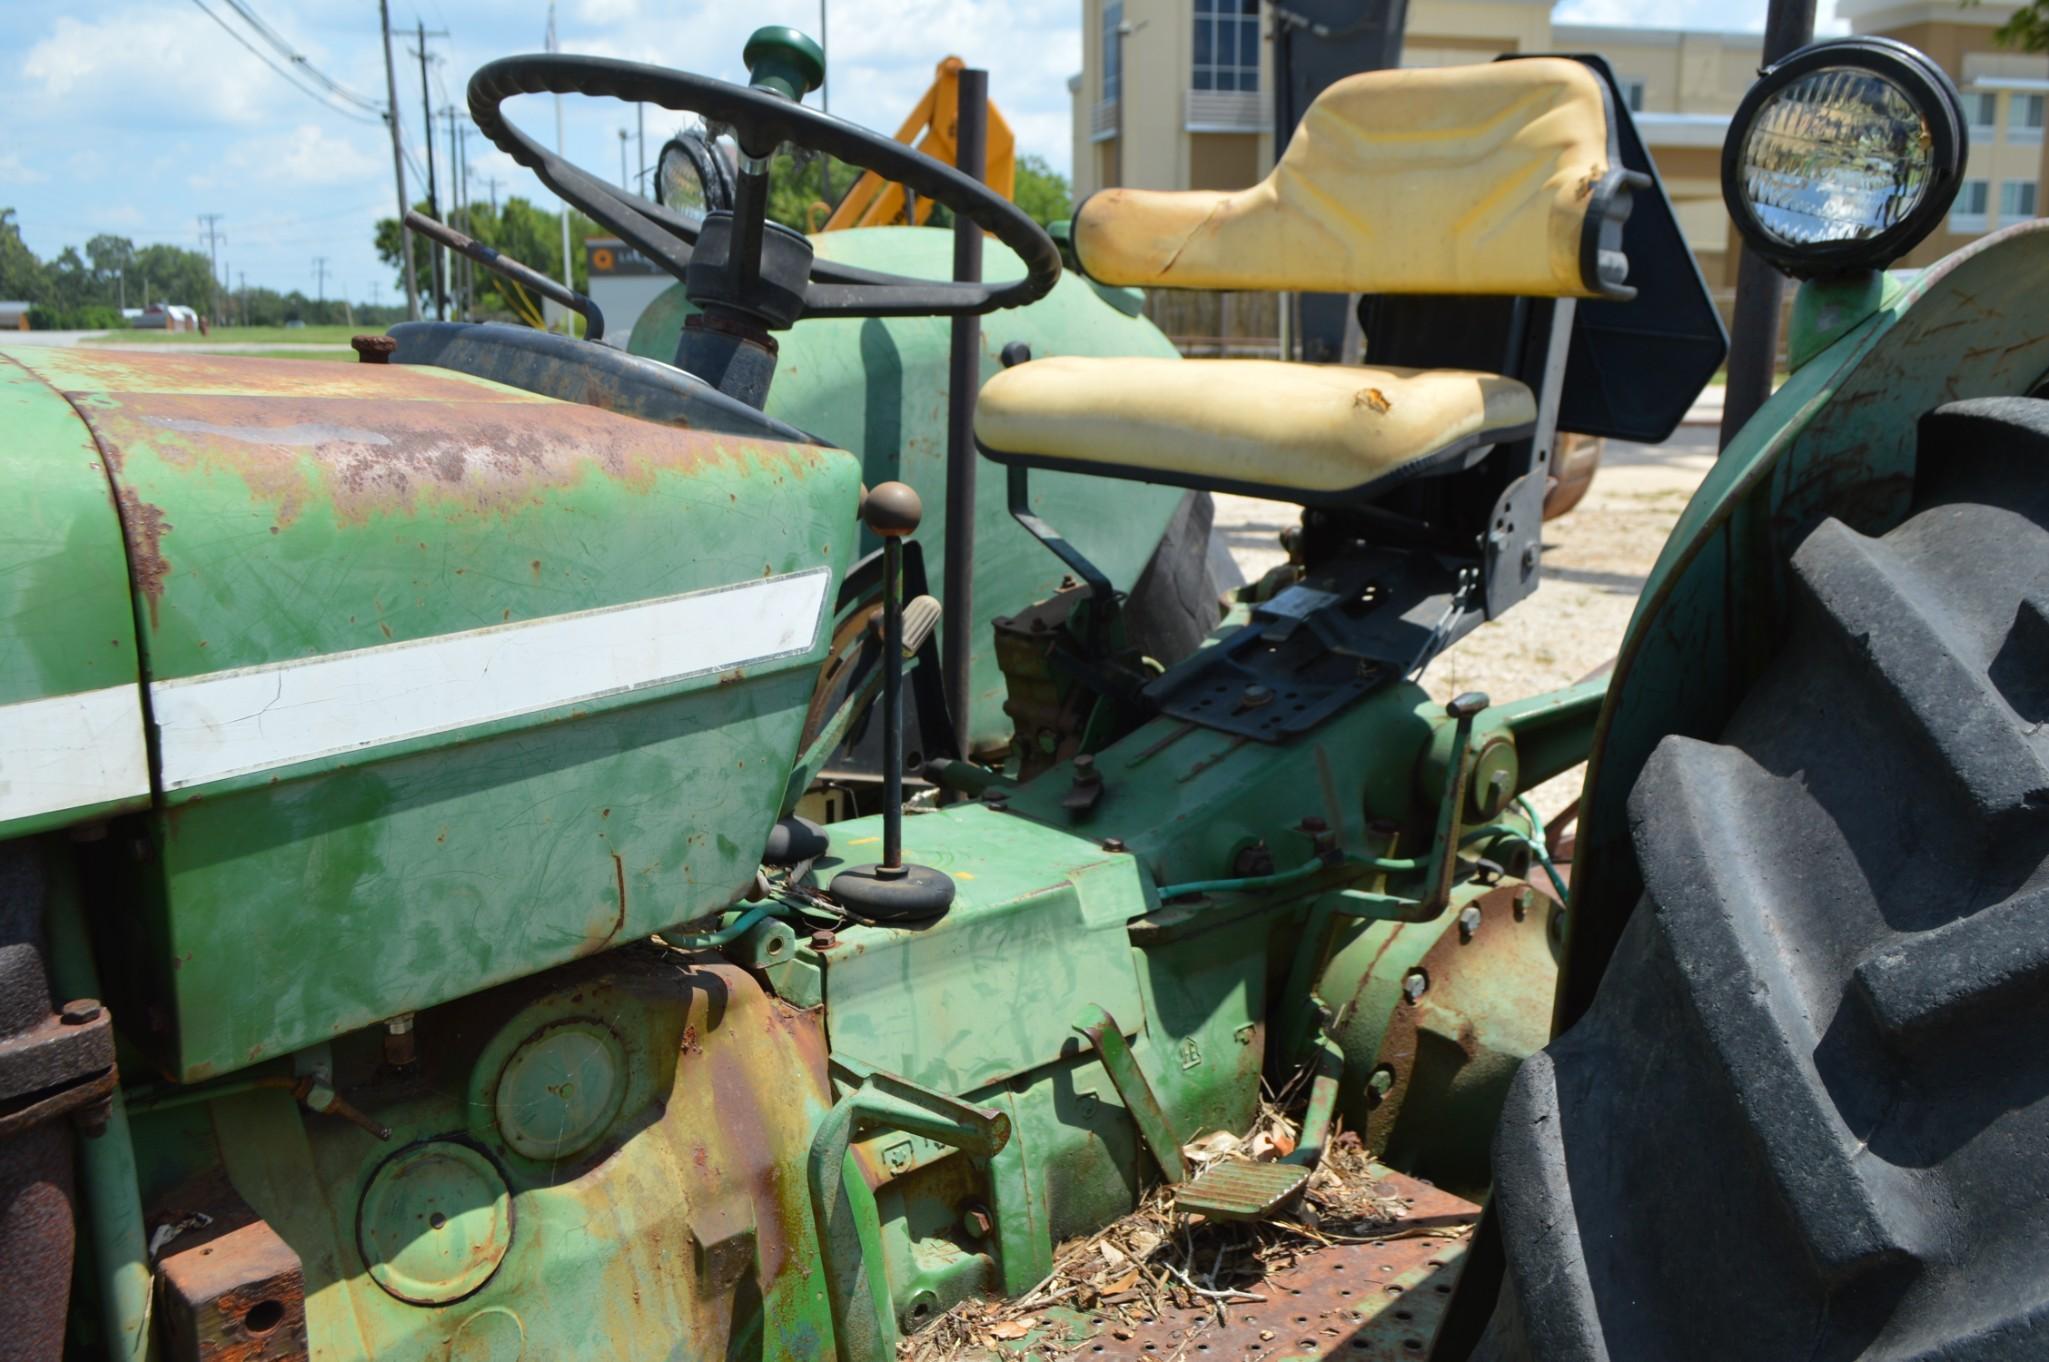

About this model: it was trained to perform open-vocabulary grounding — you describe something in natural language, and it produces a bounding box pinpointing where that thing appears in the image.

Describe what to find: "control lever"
[828,484,957,922]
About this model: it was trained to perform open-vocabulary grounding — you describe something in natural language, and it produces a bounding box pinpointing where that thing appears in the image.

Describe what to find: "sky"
[1,0,1833,307]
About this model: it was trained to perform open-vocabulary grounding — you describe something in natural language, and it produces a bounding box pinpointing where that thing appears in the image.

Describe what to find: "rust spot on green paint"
[71,354,824,532]
[115,486,171,625]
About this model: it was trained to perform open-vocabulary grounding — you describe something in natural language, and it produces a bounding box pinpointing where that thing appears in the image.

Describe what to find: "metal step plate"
[1174,1160,1312,1220]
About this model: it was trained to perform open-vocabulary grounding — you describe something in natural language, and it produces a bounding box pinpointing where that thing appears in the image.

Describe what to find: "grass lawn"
[81,324,372,345]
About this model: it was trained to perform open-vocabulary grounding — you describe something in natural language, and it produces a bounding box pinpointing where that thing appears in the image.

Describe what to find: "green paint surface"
[631,225,1189,749]
[0,354,142,706]
[6,346,863,1079]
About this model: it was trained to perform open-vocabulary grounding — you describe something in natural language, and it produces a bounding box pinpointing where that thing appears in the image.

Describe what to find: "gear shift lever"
[828,482,957,922]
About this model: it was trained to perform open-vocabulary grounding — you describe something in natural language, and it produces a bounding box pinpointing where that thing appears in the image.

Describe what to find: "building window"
[1193,0,1260,94]
[2013,93,2046,142]
[1103,0,1122,101]
[1966,91,1998,137]
[1951,178,1990,232]
[1622,78,1646,113]
[2002,180,2039,221]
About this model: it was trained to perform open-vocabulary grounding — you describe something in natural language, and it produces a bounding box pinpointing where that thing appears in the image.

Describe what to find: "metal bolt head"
[1402,969,1428,1003]
[1514,888,1537,921]
[1368,1065,1396,1097]
[1101,837,1127,853]
[962,1204,995,1239]
[1000,341,1032,368]
[351,334,397,364]
[810,930,838,951]
[1458,905,1483,940]
[1241,684,1275,708]
[861,481,923,538]
[59,998,102,1025]
[385,1012,415,1036]
[1521,543,1540,576]
[1299,815,1328,834]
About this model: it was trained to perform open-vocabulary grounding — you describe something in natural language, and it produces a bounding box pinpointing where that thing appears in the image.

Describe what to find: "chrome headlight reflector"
[1723,38,1965,277]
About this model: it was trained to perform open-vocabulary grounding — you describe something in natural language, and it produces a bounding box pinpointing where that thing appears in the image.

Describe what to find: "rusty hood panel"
[7,346,858,684]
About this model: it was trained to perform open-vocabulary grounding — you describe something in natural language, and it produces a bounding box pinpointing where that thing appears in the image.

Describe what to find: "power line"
[185,0,382,125]
[218,0,384,112]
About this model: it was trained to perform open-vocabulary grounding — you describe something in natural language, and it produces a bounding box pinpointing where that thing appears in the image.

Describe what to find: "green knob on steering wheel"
[742,26,825,102]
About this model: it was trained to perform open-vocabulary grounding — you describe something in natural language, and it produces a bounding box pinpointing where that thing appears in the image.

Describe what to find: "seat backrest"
[1072,57,1633,301]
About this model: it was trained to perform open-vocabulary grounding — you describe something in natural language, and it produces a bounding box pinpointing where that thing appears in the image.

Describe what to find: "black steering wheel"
[467,37,1061,323]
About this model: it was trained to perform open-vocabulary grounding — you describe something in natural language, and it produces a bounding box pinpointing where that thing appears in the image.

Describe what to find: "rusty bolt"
[810,930,838,952]
[1232,840,1276,877]
[350,334,397,364]
[1458,905,1483,941]
[961,1204,994,1239]
[1514,888,1537,921]
[60,998,102,1025]
[1299,815,1327,834]
[1101,837,1127,853]
[1402,969,1429,1003]
[1368,1065,1396,1099]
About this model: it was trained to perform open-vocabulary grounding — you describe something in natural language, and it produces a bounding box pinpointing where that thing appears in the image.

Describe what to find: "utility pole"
[442,106,464,316]
[618,128,629,191]
[238,270,247,325]
[314,256,329,317]
[483,175,500,213]
[411,21,451,320]
[546,2,573,328]
[197,214,225,325]
[637,105,645,194]
[380,0,421,320]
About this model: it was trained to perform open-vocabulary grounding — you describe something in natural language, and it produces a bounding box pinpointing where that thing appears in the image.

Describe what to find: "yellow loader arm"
[821,56,1015,230]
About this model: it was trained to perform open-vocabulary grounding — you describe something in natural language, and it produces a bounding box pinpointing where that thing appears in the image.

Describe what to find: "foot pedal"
[1175,1160,1311,1221]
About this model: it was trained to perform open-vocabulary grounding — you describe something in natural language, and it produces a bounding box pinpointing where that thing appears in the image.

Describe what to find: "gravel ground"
[1211,423,1720,822]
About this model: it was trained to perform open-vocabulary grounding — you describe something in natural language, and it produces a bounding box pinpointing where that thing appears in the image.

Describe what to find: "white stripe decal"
[0,684,152,823]
[152,568,833,791]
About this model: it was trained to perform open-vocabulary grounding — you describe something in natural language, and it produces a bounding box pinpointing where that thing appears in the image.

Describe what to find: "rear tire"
[1477,398,2049,1361]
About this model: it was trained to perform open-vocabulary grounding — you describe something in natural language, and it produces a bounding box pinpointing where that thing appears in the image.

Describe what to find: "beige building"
[1070,0,2049,291]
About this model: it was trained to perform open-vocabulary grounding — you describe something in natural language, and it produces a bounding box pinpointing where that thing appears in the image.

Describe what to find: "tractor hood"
[6,345,861,1079]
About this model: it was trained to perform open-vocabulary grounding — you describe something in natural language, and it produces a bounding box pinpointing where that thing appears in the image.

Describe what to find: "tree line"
[0,209,402,331]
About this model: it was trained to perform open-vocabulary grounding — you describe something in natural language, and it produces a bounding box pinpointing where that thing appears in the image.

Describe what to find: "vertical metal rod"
[1718,0,1818,452]
[882,534,905,870]
[942,68,989,764]
[379,0,421,321]
[416,22,444,321]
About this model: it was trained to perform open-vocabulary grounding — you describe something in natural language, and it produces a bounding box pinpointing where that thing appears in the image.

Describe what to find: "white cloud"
[0,152,47,185]
[191,124,383,191]
[22,8,281,124]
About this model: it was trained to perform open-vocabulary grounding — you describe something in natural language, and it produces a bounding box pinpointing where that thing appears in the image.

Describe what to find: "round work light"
[1722,37,1967,278]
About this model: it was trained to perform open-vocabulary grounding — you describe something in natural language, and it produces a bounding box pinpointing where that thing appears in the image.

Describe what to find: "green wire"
[1154,850,1422,902]
[1512,796,1570,902]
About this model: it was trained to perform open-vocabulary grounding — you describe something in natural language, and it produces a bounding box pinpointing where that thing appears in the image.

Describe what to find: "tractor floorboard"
[968,1169,1479,1361]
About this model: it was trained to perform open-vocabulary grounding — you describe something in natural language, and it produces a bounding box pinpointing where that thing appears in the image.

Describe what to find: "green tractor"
[3,23,2043,1362]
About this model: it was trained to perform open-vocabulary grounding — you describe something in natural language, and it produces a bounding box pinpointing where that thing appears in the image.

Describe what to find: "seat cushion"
[975,356,1536,503]
[1072,58,1625,299]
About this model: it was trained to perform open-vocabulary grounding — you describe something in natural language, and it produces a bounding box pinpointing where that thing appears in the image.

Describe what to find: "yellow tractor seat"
[974,355,1536,505]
